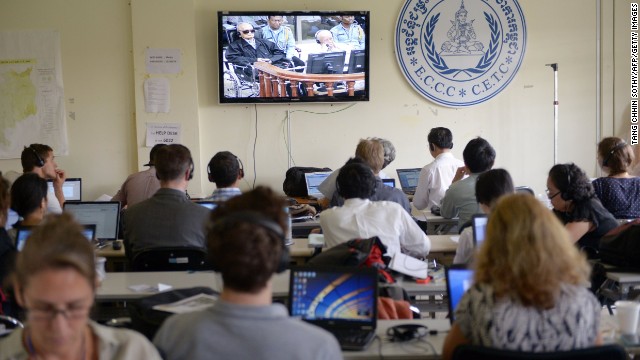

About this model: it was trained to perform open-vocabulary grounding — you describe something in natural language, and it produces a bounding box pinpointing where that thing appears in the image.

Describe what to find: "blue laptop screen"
[396,169,420,189]
[472,215,488,246]
[446,267,474,322]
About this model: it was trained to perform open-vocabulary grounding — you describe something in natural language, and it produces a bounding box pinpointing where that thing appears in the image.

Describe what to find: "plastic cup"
[615,300,640,334]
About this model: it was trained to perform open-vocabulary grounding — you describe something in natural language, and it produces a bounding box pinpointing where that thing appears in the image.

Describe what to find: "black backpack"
[282,166,331,197]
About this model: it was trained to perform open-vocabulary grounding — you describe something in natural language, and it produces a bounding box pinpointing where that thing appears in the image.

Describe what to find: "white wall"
[0,0,629,200]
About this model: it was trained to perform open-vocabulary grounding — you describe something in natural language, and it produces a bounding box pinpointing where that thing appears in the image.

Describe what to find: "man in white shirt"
[320,159,430,258]
[21,144,66,214]
[413,127,464,210]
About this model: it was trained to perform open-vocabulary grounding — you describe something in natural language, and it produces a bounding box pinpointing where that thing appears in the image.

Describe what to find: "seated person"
[8,173,48,241]
[330,15,365,50]
[258,15,304,69]
[205,151,244,202]
[453,169,514,265]
[413,127,464,211]
[0,213,161,359]
[0,173,16,309]
[442,194,601,359]
[154,186,341,359]
[112,143,164,208]
[225,22,287,79]
[123,144,209,257]
[330,139,410,213]
[592,137,640,219]
[320,160,430,258]
[547,163,618,254]
[441,137,496,228]
[21,144,66,214]
[314,29,349,53]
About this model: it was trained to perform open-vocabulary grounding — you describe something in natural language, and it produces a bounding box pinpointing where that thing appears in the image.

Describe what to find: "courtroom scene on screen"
[218,12,369,103]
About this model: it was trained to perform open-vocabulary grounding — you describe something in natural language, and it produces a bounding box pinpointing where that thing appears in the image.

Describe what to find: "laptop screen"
[48,178,82,202]
[304,172,331,198]
[382,178,395,188]
[289,266,378,328]
[15,227,33,251]
[5,209,19,230]
[446,265,474,323]
[472,214,488,246]
[395,168,421,191]
[63,202,121,240]
[195,200,218,210]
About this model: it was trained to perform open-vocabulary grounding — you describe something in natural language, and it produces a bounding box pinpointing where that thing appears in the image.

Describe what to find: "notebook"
[289,266,378,351]
[304,172,332,199]
[445,265,474,323]
[395,168,421,195]
[48,178,82,202]
[63,201,121,240]
[471,214,488,246]
[16,224,96,251]
[382,178,396,188]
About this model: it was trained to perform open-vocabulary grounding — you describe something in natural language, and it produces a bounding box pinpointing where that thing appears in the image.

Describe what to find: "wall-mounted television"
[218,11,370,104]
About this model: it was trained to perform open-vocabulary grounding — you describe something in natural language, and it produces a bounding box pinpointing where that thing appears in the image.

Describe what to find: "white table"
[411,206,459,235]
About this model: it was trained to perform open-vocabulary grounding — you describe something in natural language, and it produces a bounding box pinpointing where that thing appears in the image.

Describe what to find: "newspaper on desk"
[152,293,219,314]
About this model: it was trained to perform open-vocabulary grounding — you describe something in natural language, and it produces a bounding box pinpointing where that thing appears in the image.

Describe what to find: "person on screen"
[0,214,161,359]
[330,15,365,50]
[442,194,601,359]
[112,143,164,209]
[225,22,287,79]
[205,151,243,202]
[413,127,464,211]
[258,15,305,69]
[21,143,66,214]
[8,173,48,241]
[153,187,341,360]
[314,30,349,53]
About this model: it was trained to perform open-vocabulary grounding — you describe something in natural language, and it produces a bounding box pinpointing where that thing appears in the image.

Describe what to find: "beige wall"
[0,0,630,200]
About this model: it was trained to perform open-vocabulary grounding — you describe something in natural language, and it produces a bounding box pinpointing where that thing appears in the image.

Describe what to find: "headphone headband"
[603,141,628,167]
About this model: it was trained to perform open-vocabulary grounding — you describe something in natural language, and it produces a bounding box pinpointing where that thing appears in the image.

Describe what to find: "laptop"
[48,178,82,202]
[63,201,121,241]
[445,265,475,323]
[382,178,396,188]
[16,224,96,251]
[194,200,219,210]
[5,209,19,231]
[304,172,332,199]
[289,266,378,351]
[395,168,421,195]
[471,214,488,246]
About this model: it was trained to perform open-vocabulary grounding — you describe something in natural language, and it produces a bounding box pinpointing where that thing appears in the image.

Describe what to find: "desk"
[411,207,458,235]
[601,271,640,301]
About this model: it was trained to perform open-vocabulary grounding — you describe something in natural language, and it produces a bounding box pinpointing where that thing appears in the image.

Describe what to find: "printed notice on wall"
[145,48,181,74]
[144,78,170,113]
[146,123,181,146]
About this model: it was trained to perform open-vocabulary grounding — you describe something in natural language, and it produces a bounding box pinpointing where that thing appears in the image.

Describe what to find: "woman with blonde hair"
[0,213,161,359]
[443,194,601,359]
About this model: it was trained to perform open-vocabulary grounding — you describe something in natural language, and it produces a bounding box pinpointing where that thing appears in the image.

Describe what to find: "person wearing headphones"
[20,143,66,214]
[153,187,341,360]
[123,144,209,258]
[592,137,640,219]
[320,159,430,258]
[112,143,165,209]
[314,29,348,53]
[547,163,618,255]
[413,127,465,211]
[225,22,287,79]
[330,15,365,50]
[8,173,48,241]
[205,151,244,202]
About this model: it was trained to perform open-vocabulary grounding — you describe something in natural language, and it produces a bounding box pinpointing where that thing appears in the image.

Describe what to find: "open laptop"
[48,178,82,202]
[395,168,421,195]
[445,265,475,323]
[382,178,396,188]
[63,201,121,241]
[289,266,378,351]
[5,209,19,231]
[194,200,219,210]
[471,214,488,246]
[304,172,332,199]
[16,224,96,251]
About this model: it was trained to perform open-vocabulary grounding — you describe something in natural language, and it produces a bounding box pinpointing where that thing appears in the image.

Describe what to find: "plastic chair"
[451,344,627,360]
[131,247,209,272]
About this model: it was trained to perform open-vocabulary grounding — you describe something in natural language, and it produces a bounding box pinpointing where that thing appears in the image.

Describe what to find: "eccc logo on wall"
[396,0,527,108]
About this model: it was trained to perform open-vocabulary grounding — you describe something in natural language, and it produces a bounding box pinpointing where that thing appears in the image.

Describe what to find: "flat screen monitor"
[63,201,121,240]
[48,178,82,202]
[305,51,346,74]
[218,11,370,104]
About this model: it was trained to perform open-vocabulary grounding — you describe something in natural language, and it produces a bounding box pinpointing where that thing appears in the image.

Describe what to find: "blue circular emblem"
[396,0,527,107]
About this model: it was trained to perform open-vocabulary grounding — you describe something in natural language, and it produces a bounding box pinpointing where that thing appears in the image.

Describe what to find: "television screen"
[218,11,370,104]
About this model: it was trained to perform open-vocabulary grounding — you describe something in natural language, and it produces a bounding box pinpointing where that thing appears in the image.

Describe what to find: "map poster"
[0,30,68,159]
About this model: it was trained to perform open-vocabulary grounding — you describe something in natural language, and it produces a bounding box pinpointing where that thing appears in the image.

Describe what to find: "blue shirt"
[330,24,365,50]
[206,187,242,202]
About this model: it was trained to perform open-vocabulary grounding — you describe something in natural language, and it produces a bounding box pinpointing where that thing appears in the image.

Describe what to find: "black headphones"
[602,141,628,167]
[386,324,428,342]
[26,146,45,167]
[209,211,289,273]
[560,164,572,201]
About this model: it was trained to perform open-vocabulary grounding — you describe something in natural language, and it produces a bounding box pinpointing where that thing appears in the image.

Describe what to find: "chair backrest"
[452,344,627,360]
[131,247,209,272]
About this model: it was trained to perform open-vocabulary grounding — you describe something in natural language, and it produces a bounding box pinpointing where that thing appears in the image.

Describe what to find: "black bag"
[128,286,218,340]
[599,219,640,268]
[282,166,331,197]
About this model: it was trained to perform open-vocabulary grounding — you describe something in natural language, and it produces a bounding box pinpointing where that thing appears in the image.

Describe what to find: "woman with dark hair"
[547,163,618,253]
[592,137,640,219]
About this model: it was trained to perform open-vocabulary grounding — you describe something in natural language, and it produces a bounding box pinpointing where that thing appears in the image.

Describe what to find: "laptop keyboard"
[332,328,375,350]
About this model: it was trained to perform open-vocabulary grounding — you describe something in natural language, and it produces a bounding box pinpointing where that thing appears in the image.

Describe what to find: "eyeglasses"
[240,29,256,34]
[27,305,90,322]
[545,189,561,200]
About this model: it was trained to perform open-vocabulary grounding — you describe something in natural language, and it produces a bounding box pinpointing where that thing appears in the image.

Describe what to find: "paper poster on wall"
[144,78,170,113]
[0,30,69,158]
[145,48,181,74]
[146,123,181,146]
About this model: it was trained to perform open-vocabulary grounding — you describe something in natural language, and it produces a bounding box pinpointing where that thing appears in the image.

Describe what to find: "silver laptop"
[63,201,121,241]
[304,172,332,198]
[395,168,421,195]
[48,178,82,202]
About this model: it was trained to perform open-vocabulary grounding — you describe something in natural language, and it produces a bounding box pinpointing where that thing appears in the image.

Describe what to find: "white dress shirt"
[319,198,430,258]
[412,152,464,210]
